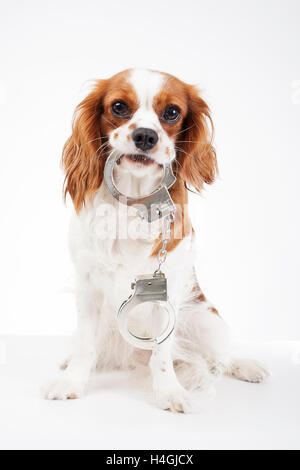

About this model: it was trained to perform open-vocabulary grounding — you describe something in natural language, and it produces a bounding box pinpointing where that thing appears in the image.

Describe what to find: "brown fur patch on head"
[62,69,138,212]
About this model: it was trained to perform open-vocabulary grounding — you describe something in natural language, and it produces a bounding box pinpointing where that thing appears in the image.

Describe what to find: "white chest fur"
[70,184,192,299]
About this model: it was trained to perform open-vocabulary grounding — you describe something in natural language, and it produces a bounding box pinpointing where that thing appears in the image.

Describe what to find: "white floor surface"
[0,336,299,450]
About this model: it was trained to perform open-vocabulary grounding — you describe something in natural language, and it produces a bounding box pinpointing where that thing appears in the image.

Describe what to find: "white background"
[0,0,299,340]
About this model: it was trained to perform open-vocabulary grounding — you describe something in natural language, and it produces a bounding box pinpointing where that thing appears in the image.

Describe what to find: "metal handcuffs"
[103,152,177,350]
[103,152,176,223]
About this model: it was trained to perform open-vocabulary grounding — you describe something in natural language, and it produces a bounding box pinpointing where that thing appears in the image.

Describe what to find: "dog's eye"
[162,105,181,123]
[111,101,130,118]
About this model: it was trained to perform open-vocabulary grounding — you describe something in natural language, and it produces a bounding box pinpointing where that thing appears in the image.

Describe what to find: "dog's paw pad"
[44,377,84,400]
[155,387,193,413]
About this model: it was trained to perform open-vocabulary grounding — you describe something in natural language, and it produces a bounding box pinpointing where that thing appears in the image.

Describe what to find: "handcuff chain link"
[154,212,175,275]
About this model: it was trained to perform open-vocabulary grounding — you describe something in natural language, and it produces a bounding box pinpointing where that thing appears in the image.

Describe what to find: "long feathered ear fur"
[176,86,217,191]
[62,80,107,213]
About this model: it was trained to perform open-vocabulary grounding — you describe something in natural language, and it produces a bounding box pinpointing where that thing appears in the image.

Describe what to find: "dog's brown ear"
[176,86,217,191]
[62,80,107,213]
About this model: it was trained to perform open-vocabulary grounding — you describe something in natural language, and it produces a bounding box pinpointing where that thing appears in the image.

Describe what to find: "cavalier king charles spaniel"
[45,69,269,412]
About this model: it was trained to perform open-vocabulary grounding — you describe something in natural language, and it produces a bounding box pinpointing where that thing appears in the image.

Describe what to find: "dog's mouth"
[116,154,155,166]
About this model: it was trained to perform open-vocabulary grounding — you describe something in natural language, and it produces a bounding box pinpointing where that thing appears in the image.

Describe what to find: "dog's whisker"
[174,147,192,158]
[175,145,210,160]
[95,141,110,156]
[175,140,206,144]
[101,116,117,129]
[170,124,196,139]
[96,141,109,152]
[76,137,103,150]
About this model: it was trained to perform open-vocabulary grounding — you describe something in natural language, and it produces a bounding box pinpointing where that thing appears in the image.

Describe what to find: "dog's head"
[62,68,217,211]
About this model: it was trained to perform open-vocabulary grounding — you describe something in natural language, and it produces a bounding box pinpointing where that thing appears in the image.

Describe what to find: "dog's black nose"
[132,127,158,151]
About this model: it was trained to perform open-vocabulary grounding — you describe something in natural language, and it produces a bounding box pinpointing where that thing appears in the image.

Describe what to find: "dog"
[45,68,269,412]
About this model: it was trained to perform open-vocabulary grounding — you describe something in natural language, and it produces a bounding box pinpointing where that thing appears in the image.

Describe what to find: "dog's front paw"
[44,376,85,400]
[230,358,270,383]
[154,386,193,413]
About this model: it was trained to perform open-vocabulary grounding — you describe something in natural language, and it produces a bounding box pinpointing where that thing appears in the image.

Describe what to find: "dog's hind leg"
[174,281,269,388]
[226,358,270,383]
